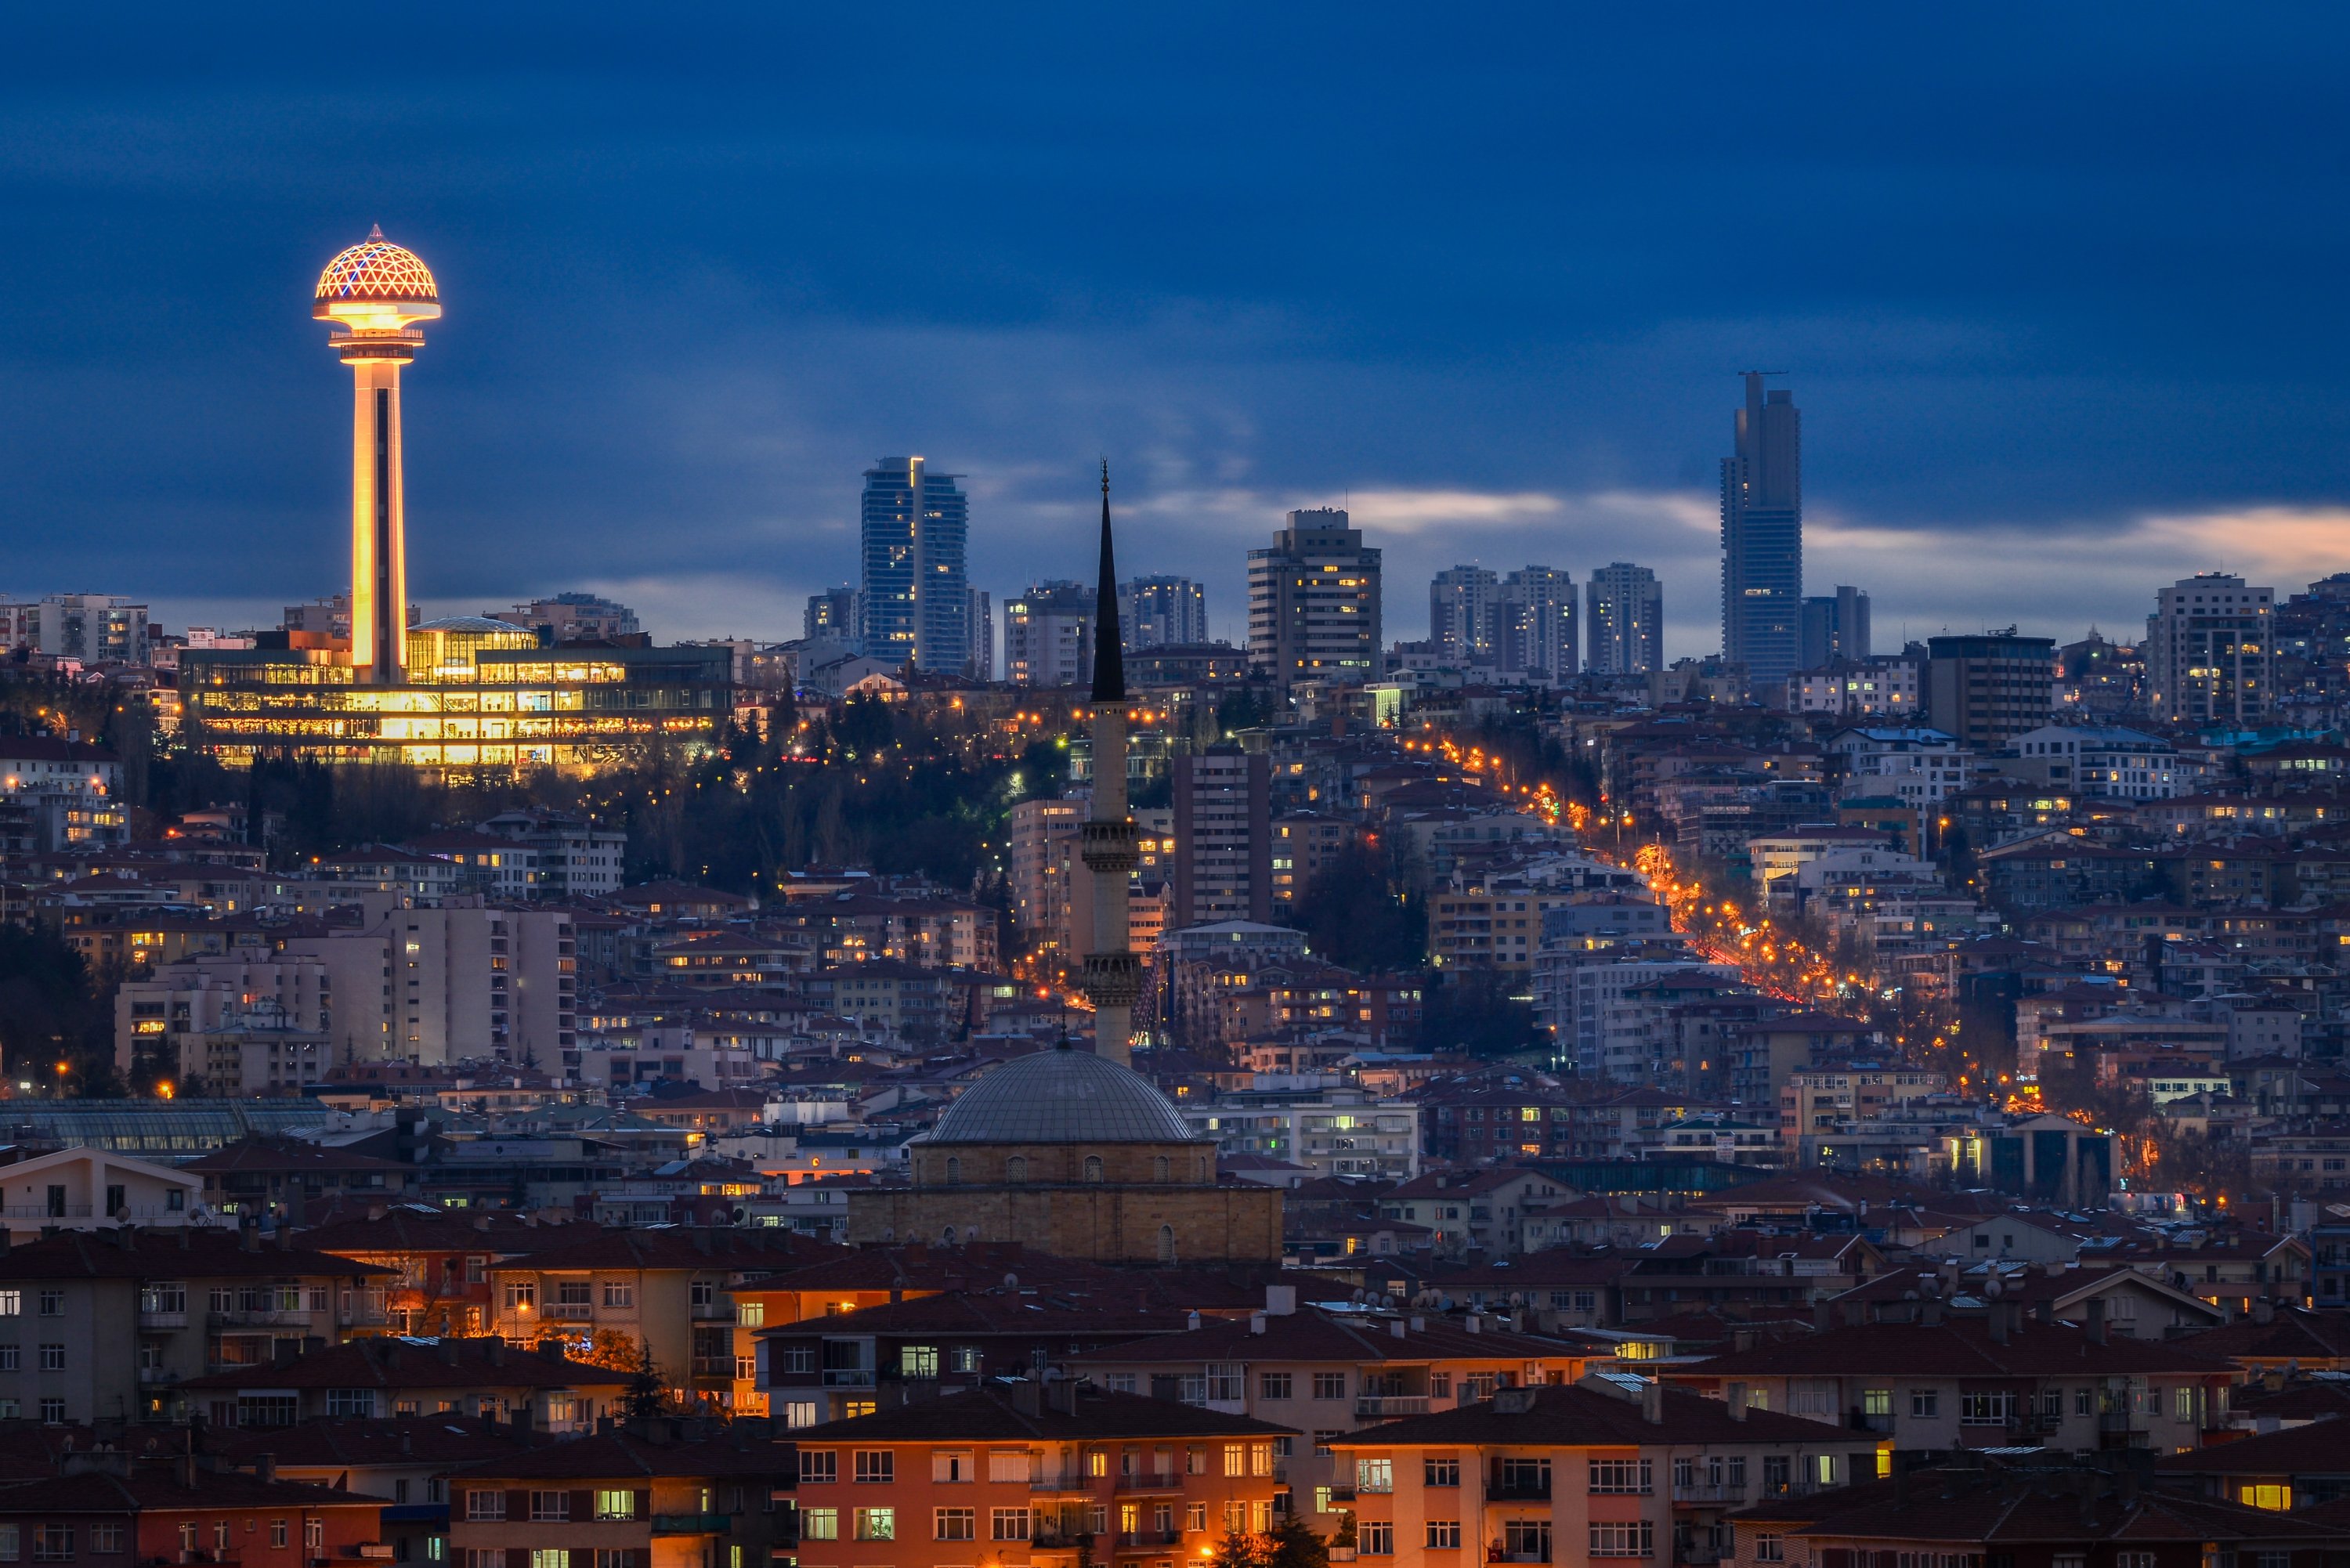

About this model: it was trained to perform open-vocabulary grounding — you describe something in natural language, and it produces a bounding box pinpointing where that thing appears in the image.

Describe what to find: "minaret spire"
[1079,461,1139,1065]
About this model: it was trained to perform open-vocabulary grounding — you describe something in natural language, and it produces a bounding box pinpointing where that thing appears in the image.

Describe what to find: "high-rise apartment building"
[1498,565,1576,684]
[1720,373,1802,692]
[2146,573,2276,727]
[1429,565,1499,667]
[1172,745,1273,929]
[1925,632,2059,748]
[857,456,971,674]
[1007,796,1086,944]
[1585,562,1663,675]
[804,584,857,642]
[1121,576,1209,649]
[0,595,152,666]
[1003,580,1097,687]
[1800,585,1871,668]
[1247,508,1383,690]
[967,588,994,680]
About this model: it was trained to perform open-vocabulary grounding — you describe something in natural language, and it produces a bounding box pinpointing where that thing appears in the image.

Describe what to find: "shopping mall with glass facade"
[179,232,730,774]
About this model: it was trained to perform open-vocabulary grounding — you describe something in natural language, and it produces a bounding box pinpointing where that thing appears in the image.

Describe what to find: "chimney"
[1922,1299,1943,1328]
[255,1454,275,1484]
[1186,1312,1202,1332]
[1249,1313,1267,1336]
[1010,1380,1042,1417]
[1049,1377,1079,1416]
[276,1224,292,1252]
[1988,1302,2008,1345]
[1726,1383,1747,1421]
[240,1221,259,1252]
[1264,1285,1297,1316]
[488,1339,506,1367]
[2254,1296,2276,1325]
[2084,1298,2106,1346]
[179,1452,197,1489]
[1390,1318,1406,1341]
[1813,1303,1831,1333]
[1465,1314,1483,1335]
[1641,1380,1663,1424]
[1733,1328,1758,1353]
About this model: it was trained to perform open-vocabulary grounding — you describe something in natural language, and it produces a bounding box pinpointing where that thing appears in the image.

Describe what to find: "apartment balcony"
[1116,1531,1181,1548]
[1490,1554,1552,1566]
[689,1302,735,1320]
[1031,1530,1096,1550]
[649,1515,729,1536]
[819,1369,875,1388]
[139,1310,189,1331]
[1671,1484,1745,1505]
[1031,1473,1097,1494]
[544,1302,595,1321]
[1485,1480,1553,1501]
[138,1365,179,1386]
[3,1205,92,1221]
[1113,1473,1185,1494]
[1356,1395,1431,1418]
[1846,1411,1895,1434]
[209,1309,313,1328]
[690,1357,736,1380]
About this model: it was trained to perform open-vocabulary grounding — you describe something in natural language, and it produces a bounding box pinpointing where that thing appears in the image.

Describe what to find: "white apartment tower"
[1586,563,1663,675]
[2146,573,2275,727]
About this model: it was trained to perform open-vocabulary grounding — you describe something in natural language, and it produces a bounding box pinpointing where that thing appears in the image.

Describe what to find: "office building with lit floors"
[858,455,974,675]
[1924,630,2058,749]
[847,1044,1283,1263]
[177,231,732,777]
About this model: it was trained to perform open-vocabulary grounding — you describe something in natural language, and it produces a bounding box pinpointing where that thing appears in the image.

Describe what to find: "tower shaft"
[346,353,411,683]
[1080,462,1139,1065]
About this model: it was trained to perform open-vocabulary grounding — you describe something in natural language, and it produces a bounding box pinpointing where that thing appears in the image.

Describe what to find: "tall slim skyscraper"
[857,457,971,674]
[1586,562,1663,674]
[1429,566,1499,667]
[967,589,994,681]
[1247,508,1382,690]
[1498,566,1575,683]
[1720,373,1802,692]
[313,227,439,684]
[1799,585,1871,669]
[1121,576,1209,649]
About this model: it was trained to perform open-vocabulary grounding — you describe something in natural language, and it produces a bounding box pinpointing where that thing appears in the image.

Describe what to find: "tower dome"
[314,226,439,307]
[924,1046,1198,1146]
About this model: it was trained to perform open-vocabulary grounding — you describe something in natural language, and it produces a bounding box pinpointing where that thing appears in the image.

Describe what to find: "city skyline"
[8,12,2350,657]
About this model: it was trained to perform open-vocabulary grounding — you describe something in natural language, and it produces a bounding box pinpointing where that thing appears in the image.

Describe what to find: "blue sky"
[5,5,2349,656]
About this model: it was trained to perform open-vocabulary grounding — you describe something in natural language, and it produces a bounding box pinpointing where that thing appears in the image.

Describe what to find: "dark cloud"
[2,5,2348,652]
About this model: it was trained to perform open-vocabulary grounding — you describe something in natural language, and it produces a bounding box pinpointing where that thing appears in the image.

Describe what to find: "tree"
[1419,966,1542,1057]
[624,1339,667,1421]
[1209,1529,1270,1568]
[1264,1514,1332,1568]
[1296,840,1426,972]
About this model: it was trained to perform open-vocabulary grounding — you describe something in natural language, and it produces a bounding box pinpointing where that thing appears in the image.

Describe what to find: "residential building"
[0,594,151,665]
[1334,1378,1884,1568]
[1663,1314,2236,1453]
[1120,576,1209,649]
[1585,563,1662,676]
[0,736,128,852]
[1070,1302,1596,1530]
[2147,573,2276,726]
[1430,567,1499,667]
[1785,656,1919,719]
[858,456,972,674]
[489,593,640,642]
[1799,585,1870,668]
[1925,632,2058,748]
[1499,566,1576,684]
[804,584,857,642]
[1008,797,1086,941]
[967,587,993,679]
[479,808,630,900]
[1247,508,1383,690]
[1179,1084,1420,1181]
[445,1431,792,1568]
[295,1204,610,1337]
[1720,373,1802,693]
[1003,580,1097,688]
[1826,726,1972,808]
[177,1335,631,1428]
[480,1227,828,1411]
[2006,724,2180,800]
[0,1148,204,1240]
[0,1226,392,1424]
[0,1461,386,1568]
[1172,746,1272,928]
[788,1380,1296,1568]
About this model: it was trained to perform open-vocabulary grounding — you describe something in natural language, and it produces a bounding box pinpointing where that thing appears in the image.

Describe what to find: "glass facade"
[857,457,971,675]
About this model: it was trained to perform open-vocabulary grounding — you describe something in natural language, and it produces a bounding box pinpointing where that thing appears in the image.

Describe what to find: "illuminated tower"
[314,227,439,684]
[1080,463,1140,1066]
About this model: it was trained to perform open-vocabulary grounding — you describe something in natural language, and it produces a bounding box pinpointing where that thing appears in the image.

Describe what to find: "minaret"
[1080,461,1141,1065]
[314,226,440,684]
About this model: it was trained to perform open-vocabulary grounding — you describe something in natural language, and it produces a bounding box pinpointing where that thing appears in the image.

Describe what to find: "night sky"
[5,6,2349,656]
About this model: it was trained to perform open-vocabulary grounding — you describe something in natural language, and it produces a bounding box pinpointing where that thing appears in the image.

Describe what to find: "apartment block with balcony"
[482,1228,830,1411]
[1331,1378,1870,1568]
[177,1333,632,1429]
[0,1147,204,1241]
[446,1429,794,1568]
[0,1226,393,1423]
[790,1378,1295,1568]
[1066,1299,1596,1532]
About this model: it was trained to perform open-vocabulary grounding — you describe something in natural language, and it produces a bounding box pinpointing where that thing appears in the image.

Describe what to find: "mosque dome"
[924,1045,1198,1146]
[315,227,438,305]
